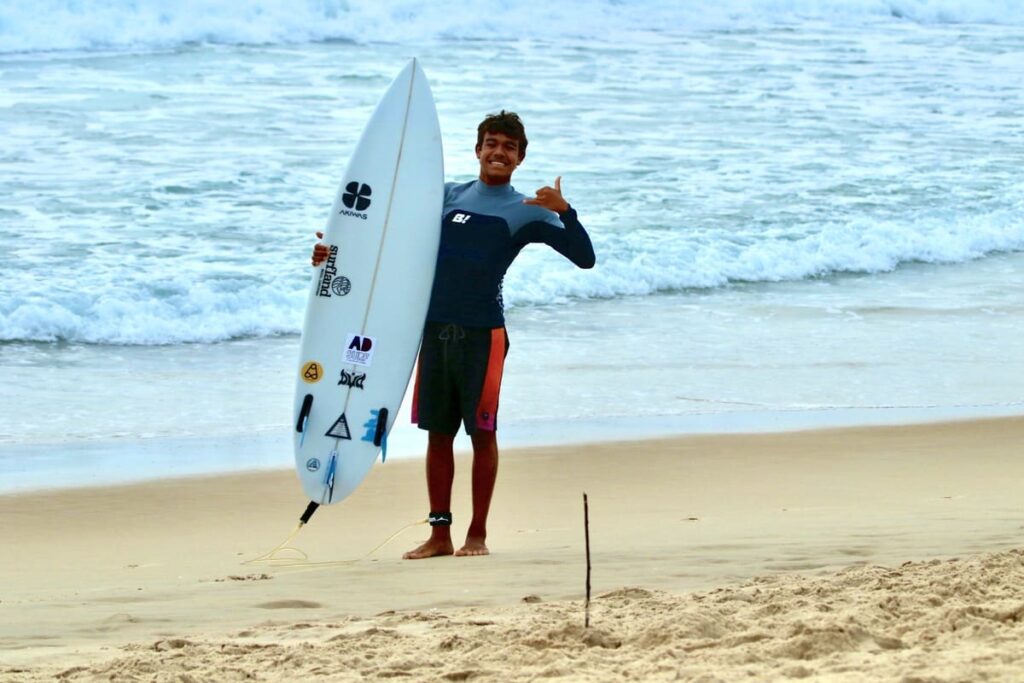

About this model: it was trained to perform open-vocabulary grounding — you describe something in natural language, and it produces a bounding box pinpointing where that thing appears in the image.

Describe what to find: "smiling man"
[313,110,595,559]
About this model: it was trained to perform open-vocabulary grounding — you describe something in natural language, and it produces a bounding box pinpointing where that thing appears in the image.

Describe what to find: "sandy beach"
[3,416,1024,681]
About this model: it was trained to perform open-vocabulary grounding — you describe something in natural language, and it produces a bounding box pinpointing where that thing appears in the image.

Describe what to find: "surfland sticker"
[316,245,352,298]
[344,334,376,367]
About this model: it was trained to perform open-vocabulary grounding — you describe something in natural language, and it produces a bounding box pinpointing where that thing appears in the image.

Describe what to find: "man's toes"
[403,541,453,560]
[455,545,489,557]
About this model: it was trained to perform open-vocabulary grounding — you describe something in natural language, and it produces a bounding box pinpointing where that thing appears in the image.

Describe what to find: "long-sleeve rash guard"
[425,179,596,328]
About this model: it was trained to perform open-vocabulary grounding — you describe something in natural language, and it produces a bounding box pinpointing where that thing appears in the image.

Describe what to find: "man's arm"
[520,176,596,269]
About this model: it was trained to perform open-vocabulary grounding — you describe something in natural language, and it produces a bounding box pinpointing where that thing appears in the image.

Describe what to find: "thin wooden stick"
[584,492,591,628]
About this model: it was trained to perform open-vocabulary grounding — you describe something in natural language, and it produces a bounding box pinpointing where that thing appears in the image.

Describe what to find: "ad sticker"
[343,333,376,367]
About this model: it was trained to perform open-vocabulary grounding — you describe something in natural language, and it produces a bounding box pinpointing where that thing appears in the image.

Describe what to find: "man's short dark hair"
[476,110,528,159]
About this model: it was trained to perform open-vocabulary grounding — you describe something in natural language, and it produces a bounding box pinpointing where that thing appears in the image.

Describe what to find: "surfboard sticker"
[326,414,352,440]
[344,334,376,367]
[338,369,366,389]
[316,245,341,298]
[301,361,324,383]
[331,276,352,296]
[342,181,373,212]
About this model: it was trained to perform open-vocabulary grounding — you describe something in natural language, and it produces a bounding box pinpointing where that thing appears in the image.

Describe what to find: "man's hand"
[523,176,570,213]
[311,231,329,266]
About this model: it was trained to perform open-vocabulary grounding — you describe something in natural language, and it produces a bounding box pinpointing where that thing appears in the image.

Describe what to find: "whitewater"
[1,0,1023,488]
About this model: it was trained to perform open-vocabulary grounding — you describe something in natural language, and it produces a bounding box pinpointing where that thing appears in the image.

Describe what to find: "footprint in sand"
[254,600,322,610]
[90,613,141,633]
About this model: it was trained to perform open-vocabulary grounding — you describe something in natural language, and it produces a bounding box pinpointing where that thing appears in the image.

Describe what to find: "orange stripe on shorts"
[475,328,506,431]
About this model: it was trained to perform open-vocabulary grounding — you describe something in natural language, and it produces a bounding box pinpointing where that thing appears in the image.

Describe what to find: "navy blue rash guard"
[425,179,596,328]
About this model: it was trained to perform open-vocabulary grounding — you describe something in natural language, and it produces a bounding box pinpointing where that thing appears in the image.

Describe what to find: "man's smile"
[476,131,523,185]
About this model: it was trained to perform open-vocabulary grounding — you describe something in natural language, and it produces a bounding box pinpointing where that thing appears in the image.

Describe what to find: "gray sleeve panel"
[442,180,478,216]
[503,198,564,236]
[444,182,593,268]
[443,181,459,206]
[446,184,562,236]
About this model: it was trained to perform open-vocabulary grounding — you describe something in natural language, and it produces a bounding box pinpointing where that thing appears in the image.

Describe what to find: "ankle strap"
[428,511,452,527]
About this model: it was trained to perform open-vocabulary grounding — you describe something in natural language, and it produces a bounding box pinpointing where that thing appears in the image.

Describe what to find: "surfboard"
[293,59,443,506]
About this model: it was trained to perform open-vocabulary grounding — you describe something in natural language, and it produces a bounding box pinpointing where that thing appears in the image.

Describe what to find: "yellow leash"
[244,517,429,570]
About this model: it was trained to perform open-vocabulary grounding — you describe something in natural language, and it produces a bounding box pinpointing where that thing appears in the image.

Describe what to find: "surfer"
[313,111,595,559]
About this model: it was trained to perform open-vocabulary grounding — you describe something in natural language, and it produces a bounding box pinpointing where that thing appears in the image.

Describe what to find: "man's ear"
[475,144,482,158]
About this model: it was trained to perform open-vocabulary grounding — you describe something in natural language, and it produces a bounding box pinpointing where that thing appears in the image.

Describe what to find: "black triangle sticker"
[325,413,352,440]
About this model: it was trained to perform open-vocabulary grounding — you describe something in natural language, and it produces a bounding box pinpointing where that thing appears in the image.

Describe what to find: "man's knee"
[428,430,456,451]
[470,429,497,452]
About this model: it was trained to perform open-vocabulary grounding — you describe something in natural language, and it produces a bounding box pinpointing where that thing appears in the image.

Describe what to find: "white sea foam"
[3,206,1022,345]
[3,14,1023,345]
[2,0,1024,54]
[506,205,1024,306]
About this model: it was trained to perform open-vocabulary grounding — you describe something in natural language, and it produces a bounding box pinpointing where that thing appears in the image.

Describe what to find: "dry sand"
[2,417,1023,681]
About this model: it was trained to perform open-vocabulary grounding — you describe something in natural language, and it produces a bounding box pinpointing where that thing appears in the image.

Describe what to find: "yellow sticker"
[301,361,324,384]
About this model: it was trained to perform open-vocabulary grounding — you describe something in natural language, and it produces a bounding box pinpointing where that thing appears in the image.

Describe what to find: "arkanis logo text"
[340,181,372,220]
[338,369,366,389]
[316,245,352,298]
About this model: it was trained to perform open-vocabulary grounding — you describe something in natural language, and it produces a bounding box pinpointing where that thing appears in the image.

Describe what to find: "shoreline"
[3,416,1024,680]
[3,402,1024,495]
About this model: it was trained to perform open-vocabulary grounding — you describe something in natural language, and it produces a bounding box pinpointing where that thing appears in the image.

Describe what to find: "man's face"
[476,132,523,185]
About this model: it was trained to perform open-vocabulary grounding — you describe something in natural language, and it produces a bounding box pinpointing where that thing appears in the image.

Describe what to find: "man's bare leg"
[456,429,498,557]
[403,431,456,560]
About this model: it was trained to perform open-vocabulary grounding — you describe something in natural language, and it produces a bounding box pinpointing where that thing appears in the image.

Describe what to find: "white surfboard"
[293,59,443,505]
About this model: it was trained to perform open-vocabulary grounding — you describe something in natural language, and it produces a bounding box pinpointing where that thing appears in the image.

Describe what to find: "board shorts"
[412,321,510,435]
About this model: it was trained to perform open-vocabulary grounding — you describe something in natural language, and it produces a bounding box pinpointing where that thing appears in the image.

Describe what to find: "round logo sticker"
[301,361,324,383]
[306,458,320,472]
[331,276,351,297]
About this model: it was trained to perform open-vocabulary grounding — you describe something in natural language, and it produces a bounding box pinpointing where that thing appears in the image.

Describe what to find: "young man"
[313,111,595,559]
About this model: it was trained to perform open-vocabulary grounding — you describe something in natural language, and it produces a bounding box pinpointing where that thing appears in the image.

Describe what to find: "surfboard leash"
[244,502,428,570]
[242,502,321,566]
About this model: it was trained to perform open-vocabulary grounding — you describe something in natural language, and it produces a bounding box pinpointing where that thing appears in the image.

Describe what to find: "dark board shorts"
[412,321,509,435]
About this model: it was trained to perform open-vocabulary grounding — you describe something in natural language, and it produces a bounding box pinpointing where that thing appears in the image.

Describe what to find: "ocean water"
[2,0,1024,490]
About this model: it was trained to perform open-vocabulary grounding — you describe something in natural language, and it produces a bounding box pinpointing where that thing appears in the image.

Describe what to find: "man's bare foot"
[455,537,489,557]
[403,538,454,560]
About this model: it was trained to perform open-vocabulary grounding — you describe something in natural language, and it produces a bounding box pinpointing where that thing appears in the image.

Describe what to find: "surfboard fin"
[296,394,314,432]
[373,407,388,447]
[375,407,389,462]
[324,451,338,503]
